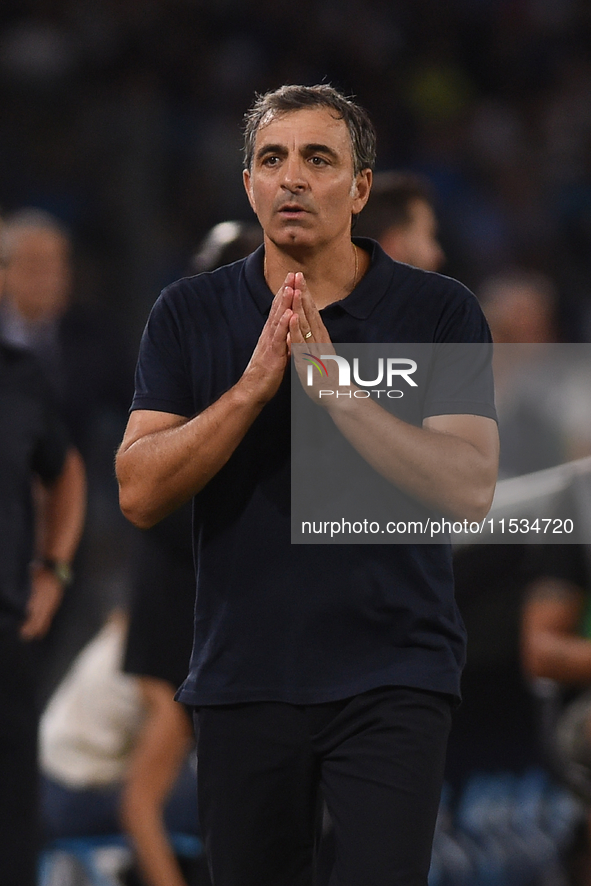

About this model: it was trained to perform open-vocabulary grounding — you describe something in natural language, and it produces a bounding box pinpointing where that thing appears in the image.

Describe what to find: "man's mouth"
[278,204,308,216]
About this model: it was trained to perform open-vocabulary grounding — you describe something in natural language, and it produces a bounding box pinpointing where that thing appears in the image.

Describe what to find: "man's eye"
[310,156,327,166]
[263,156,280,166]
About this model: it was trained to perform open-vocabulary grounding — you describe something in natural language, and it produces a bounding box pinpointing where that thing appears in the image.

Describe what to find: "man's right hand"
[239,273,295,404]
[117,274,297,529]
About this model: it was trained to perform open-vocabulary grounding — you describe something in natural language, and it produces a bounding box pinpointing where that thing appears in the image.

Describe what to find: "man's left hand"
[288,272,331,346]
[289,273,349,401]
[20,567,64,640]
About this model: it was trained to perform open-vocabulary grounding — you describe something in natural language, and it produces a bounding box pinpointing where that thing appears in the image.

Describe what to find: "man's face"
[379,198,444,272]
[243,107,371,251]
[484,285,554,343]
[5,228,71,320]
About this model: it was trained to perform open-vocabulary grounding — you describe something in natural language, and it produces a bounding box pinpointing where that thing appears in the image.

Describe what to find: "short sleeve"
[131,287,194,417]
[423,341,497,421]
[435,283,493,345]
[421,289,496,420]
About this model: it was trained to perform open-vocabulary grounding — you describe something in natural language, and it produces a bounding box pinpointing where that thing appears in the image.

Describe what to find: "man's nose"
[281,156,307,191]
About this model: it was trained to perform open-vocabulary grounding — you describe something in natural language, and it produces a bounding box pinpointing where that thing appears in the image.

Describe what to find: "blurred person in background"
[187,220,264,275]
[521,543,591,886]
[478,270,591,471]
[354,170,445,272]
[0,210,72,379]
[478,270,558,345]
[39,608,201,886]
[522,547,591,758]
[478,270,562,479]
[448,268,584,792]
[0,207,134,703]
[0,236,85,884]
[0,208,132,448]
[42,221,263,886]
[40,220,263,886]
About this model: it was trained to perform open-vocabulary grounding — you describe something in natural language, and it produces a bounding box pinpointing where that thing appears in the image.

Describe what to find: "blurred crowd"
[2,1,591,885]
[0,0,590,336]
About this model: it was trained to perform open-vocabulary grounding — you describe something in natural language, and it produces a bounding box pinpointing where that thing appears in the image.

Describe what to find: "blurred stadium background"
[1,0,590,339]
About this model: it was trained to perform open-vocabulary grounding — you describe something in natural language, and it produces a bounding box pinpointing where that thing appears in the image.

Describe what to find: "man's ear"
[243,169,256,212]
[351,169,372,214]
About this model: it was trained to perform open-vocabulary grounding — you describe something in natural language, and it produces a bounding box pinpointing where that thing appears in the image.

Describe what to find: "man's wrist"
[235,368,277,409]
[322,384,367,416]
[33,558,74,587]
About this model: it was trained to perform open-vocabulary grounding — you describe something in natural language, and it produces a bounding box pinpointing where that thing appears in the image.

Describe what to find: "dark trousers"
[194,685,453,886]
[0,624,40,886]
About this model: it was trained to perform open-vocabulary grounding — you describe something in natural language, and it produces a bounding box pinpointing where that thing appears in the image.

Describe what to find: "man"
[0,334,85,883]
[354,170,445,271]
[117,85,498,885]
[0,208,134,703]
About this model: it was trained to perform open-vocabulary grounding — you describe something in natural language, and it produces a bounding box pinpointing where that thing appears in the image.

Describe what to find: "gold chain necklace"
[352,242,359,291]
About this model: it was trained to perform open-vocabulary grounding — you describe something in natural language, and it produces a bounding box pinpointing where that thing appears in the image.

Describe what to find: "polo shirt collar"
[244,245,270,315]
[244,237,397,320]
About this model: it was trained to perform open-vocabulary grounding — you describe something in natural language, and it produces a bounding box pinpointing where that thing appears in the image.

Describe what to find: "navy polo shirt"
[132,239,495,704]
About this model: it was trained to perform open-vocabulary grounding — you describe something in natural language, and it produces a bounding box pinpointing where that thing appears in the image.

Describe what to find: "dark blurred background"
[1,0,590,342]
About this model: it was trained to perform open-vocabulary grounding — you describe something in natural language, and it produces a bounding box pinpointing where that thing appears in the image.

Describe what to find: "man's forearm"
[116,379,268,529]
[290,275,497,521]
[42,448,86,561]
[21,448,86,640]
[326,397,498,521]
[117,279,295,529]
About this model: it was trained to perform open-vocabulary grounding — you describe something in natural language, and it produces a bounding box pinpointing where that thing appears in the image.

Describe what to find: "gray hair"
[243,84,376,176]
